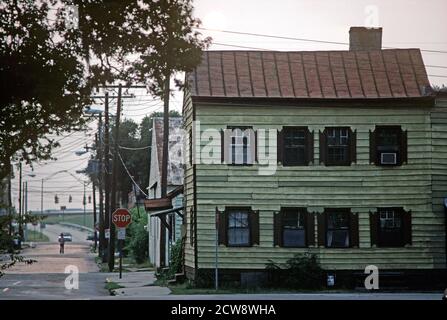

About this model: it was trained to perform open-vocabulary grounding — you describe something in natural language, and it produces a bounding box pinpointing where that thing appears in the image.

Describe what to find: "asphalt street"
[0,226,109,300]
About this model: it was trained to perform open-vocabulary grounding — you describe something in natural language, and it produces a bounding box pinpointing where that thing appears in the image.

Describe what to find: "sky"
[11,0,447,212]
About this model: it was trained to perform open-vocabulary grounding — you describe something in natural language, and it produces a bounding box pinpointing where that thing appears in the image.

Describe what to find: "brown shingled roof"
[187,49,431,99]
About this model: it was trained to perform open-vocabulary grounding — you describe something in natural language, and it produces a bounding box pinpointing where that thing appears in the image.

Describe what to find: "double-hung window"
[326,210,350,248]
[320,127,356,166]
[327,128,349,165]
[227,210,250,246]
[370,207,411,247]
[370,126,407,166]
[217,207,260,247]
[282,209,306,247]
[283,127,312,166]
[222,126,256,165]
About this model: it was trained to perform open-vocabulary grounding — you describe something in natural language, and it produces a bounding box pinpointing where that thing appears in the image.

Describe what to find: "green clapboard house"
[182,27,447,288]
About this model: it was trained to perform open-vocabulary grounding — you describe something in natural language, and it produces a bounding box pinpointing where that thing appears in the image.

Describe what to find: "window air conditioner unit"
[380,152,397,165]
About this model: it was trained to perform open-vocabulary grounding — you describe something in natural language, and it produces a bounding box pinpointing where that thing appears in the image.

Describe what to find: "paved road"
[6,243,98,273]
[0,272,110,300]
[0,242,110,300]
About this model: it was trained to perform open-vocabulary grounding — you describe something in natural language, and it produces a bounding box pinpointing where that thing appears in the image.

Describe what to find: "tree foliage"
[0,0,210,179]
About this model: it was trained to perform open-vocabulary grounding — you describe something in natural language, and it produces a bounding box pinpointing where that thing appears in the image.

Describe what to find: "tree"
[0,0,210,180]
[0,1,91,179]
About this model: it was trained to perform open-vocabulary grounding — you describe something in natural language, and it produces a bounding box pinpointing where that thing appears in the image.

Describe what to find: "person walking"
[59,233,65,254]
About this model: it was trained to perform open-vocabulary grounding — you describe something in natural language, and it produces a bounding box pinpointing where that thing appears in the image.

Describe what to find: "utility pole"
[18,162,22,241]
[92,177,97,251]
[21,181,25,241]
[108,84,122,272]
[25,181,28,215]
[161,76,170,198]
[103,92,110,263]
[83,182,86,226]
[24,181,28,241]
[41,178,43,215]
[97,127,105,257]
[8,164,13,237]
[159,75,171,267]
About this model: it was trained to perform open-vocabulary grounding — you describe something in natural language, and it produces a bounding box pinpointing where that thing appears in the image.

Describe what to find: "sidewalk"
[106,271,171,297]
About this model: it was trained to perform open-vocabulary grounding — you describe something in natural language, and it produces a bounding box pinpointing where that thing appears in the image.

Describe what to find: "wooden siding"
[431,97,447,254]
[184,101,446,272]
[183,89,196,270]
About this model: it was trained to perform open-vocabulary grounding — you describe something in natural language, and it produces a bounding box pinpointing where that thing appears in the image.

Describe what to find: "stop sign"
[112,208,132,228]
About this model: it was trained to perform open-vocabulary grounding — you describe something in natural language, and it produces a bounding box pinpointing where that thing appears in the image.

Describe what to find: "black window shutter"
[402,209,412,245]
[369,129,376,164]
[277,129,283,164]
[306,129,314,165]
[220,129,224,163]
[319,130,326,165]
[273,211,282,247]
[218,208,227,245]
[401,130,408,164]
[317,212,326,247]
[369,211,379,247]
[254,130,258,163]
[306,212,315,246]
[250,209,260,245]
[350,129,357,164]
[349,212,359,248]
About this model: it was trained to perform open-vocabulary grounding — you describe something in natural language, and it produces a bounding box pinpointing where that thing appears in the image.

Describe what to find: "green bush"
[125,206,148,264]
[127,225,148,263]
[154,239,184,285]
[169,239,183,276]
[266,252,324,289]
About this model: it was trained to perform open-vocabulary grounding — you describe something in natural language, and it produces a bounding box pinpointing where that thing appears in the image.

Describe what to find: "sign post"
[112,208,132,279]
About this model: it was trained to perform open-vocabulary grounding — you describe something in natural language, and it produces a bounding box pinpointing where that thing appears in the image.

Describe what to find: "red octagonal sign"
[112,208,132,228]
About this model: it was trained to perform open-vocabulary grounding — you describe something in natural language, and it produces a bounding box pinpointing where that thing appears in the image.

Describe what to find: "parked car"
[58,233,72,242]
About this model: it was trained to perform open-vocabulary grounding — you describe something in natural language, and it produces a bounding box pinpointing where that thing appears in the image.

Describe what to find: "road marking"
[2,288,9,292]
[13,281,21,286]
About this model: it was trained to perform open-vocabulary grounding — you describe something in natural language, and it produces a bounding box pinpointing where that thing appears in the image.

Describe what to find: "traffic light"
[88,195,91,204]
[54,195,59,204]
[69,195,72,203]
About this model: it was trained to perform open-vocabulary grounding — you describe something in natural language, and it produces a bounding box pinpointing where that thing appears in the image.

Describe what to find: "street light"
[38,170,90,221]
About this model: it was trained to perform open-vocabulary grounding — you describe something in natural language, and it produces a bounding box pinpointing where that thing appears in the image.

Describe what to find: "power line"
[117,150,148,198]
[198,27,447,55]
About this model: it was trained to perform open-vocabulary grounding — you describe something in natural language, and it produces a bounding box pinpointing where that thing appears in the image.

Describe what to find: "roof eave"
[191,95,435,108]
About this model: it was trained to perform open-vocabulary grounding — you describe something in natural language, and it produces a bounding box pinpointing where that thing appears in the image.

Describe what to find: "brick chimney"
[349,27,382,51]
